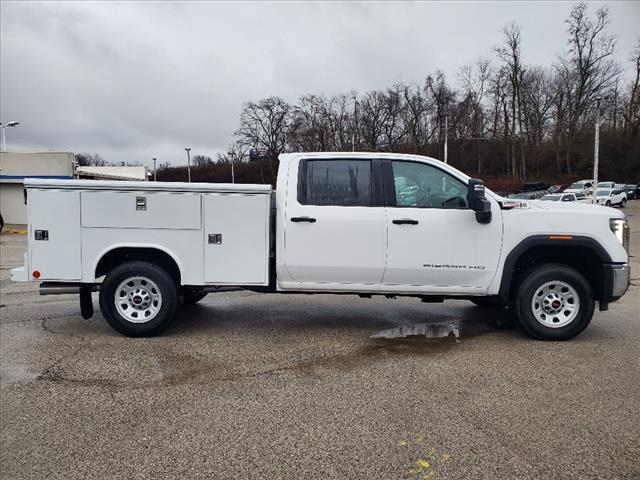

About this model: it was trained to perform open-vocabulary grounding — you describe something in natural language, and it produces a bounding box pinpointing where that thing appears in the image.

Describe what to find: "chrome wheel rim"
[531,280,580,328]
[114,276,162,323]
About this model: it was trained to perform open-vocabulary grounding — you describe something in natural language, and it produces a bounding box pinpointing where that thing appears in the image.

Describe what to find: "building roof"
[75,166,148,181]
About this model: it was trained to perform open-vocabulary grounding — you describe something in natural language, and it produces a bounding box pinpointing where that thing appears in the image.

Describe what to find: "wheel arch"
[498,235,611,303]
[93,244,184,285]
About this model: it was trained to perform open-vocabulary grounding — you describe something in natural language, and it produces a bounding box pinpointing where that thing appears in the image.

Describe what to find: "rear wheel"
[99,261,178,337]
[605,200,611,207]
[511,263,594,341]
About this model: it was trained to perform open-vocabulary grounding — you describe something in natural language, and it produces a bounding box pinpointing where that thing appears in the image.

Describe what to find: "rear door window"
[299,159,372,206]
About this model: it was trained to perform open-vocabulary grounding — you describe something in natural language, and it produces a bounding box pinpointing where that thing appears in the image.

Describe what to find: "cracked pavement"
[1,202,639,479]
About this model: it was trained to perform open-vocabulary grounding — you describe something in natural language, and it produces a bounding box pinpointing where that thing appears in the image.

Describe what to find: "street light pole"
[185,148,191,183]
[352,93,358,152]
[443,111,448,164]
[152,157,157,181]
[593,96,602,204]
[0,121,20,152]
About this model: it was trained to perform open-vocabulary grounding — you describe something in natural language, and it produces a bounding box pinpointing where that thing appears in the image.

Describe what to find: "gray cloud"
[1,1,638,166]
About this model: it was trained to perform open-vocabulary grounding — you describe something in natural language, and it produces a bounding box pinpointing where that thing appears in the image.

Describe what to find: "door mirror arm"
[467,178,492,224]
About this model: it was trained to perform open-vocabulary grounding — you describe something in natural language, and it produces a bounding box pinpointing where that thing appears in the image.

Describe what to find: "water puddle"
[372,321,461,341]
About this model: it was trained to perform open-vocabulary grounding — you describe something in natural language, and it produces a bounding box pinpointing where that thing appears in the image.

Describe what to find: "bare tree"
[192,155,213,167]
[234,97,292,160]
[495,22,526,177]
[622,39,640,136]
[557,2,620,173]
[76,152,107,166]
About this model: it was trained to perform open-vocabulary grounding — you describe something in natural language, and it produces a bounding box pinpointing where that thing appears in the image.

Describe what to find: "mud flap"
[80,287,94,319]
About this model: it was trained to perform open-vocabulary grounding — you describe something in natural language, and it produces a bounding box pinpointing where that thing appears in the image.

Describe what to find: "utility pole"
[443,110,448,164]
[593,96,602,204]
[185,147,191,183]
[152,157,157,181]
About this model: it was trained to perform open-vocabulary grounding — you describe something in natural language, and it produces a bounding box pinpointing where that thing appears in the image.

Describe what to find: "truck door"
[382,159,502,292]
[283,158,387,285]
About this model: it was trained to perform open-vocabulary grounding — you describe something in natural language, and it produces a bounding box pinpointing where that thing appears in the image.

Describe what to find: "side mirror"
[467,178,492,224]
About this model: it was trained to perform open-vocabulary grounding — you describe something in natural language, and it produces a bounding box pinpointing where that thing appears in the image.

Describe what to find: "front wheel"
[511,264,594,341]
[99,261,178,337]
[620,198,627,208]
[605,201,611,207]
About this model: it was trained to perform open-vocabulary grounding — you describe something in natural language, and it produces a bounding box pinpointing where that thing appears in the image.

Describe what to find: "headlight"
[610,218,630,252]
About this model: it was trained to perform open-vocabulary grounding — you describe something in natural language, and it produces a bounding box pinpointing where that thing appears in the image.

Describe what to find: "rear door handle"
[291,216,317,223]
[392,218,419,225]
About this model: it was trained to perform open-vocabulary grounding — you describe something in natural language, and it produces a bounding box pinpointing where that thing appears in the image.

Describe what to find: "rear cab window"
[298,159,372,206]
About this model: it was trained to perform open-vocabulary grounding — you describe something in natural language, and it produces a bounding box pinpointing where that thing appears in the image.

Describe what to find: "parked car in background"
[508,192,538,200]
[623,184,636,200]
[517,182,552,193]
[575,193,593,204]
[565,180,594,196]
[540,193,579,202]
[547,184,569,194]
[597,181,617,190]
[596,188,627,207]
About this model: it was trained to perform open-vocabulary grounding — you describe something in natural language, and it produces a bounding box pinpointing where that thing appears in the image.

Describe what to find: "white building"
[0,152,74,225]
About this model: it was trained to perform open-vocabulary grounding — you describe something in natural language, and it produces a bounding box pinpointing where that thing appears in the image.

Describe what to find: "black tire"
[470,297,506,309]
[99,261,178,337]
[605,201,611,207]
[620,198,626,208]
[182,288,208,306]
[511,263,594,341]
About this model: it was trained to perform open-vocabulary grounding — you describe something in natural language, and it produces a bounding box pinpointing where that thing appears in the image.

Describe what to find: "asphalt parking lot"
[1,204,639,480]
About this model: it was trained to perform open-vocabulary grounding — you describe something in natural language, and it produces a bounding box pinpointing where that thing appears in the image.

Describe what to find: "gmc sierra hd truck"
[11,152,630,340]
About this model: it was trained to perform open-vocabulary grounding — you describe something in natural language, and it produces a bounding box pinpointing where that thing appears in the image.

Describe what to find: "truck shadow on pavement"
[31,295,525,390]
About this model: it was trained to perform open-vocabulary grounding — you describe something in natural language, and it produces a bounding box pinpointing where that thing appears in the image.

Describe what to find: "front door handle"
[392,218,419,225]
[291,216,317,223]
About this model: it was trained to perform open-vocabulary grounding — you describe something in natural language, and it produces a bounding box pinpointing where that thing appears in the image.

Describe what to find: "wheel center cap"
[552,300,562,309]
[133,296,142,304]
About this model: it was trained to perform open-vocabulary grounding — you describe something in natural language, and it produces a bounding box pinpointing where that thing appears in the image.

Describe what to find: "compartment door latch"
[208,234,222,245]
[136,196,147,211]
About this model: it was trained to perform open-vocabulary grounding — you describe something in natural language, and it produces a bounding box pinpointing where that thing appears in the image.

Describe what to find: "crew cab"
[11,153,631,340]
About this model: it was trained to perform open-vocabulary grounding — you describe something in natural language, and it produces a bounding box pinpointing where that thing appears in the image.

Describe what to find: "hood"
[528,199,623,217]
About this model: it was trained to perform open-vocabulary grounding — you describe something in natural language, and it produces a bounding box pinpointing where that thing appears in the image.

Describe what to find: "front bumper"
[602,263,630,303]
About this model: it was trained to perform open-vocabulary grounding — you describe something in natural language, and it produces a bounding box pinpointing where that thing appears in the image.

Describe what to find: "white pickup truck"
[11,152,630,340]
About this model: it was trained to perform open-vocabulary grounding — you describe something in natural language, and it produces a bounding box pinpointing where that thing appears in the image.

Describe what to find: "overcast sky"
[1,1,638,167]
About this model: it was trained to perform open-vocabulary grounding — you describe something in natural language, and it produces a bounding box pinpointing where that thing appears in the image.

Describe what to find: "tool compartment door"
[81,191,201,230]
[203,193,270,285]
[28,189,82,280]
